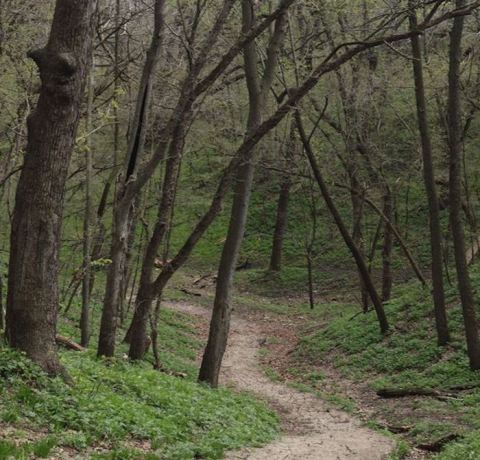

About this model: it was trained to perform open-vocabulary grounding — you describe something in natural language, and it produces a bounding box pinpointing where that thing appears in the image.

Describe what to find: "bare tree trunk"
[296,112,389,334]
[381,190,393,302]
[270,179,291,271]
[306,177,317,310]
[409,1,450,345]
[269,122,296,272]
[199,2,286,387]
[80,59,95,348]
[128,127,186,359]
[123,0,238,359]
[0,275,4,332]
[5,0,96,376]
[447,0,480,369]
[350,177,369,312]
[98,201,136,357]
[337,183,427,286]
[98,0,166,357]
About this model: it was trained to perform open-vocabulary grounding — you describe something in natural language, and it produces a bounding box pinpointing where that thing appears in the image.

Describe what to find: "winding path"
[169,301,394,460]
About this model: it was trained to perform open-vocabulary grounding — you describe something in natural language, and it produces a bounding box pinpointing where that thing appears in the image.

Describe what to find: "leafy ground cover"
[0,307,279,459]
[243,263,480,459]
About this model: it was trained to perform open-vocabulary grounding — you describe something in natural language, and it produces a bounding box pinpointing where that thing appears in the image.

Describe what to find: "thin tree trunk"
[0,275,4,332]
[270,180,291,271]
[5,0,96,376]
[409,1,450,345]
[338,183,427,286]
[128,128,185,359]
[296,112,389,334]
[98,0,166,357]
[125,0,239,359]
[447,0,480,369]
[381,190,393,302]
[350,178,369,312]
[269,122,296,271]
[306,178,317,310]
[199,3,286,387]
[80,59,95,348]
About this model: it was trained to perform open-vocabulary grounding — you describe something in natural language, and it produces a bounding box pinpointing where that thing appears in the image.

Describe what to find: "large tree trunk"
[447,0,480,369]
[199,2,286,387]
[5,0,96,376]
[409,2,450,345]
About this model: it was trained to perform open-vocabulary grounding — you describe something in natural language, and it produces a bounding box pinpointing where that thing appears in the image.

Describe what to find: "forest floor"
[168,300,394,460]
[165,266,480,460]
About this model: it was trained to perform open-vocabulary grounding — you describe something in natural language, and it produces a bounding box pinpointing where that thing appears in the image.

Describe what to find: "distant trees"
[5,0,96,376]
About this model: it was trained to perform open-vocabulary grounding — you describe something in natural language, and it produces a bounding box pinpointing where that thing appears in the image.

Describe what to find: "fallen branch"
[193,274,212,285]
[417,433,461,452]
[379,424,413,434]
[179,288,202,297]
[376,387,458,401]
[448,383,480,391]
[377,387,441,398]
[56,335,85,351]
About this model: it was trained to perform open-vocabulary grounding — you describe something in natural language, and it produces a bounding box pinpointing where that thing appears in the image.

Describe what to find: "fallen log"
[56,335,85,351]
[378,424,413,434]
[448,383,480,391]
[417,433,460,452]
[179,288,202,297]
[377,388,441,398]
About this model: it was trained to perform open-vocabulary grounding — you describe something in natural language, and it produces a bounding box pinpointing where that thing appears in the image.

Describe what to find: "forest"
[2,0,480,458]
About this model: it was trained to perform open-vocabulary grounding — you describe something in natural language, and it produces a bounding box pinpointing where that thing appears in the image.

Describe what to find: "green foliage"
[290,267,480,449]
[435,431,480,460]
[0,311,279,459]
[0,437,57,460]
[297,280,480,389]
[31,437,57,458]
[0,440,22,460]
[388,440,410,460]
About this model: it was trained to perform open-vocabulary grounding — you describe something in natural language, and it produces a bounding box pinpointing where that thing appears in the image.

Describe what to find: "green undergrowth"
[435,430,480,459]
[292,264,480,456]
[0,307,279,459]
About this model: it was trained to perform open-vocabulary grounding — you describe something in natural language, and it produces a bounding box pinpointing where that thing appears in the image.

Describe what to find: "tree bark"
[5,0,96,376]
[447,0,480,369]
[409,1,450,345]
[199,2,286,387]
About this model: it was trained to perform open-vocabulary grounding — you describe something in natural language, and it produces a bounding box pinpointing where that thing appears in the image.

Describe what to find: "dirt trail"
[168,301,394,460]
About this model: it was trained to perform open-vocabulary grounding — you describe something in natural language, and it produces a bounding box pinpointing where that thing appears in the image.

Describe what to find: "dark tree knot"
[27,48,77,79]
